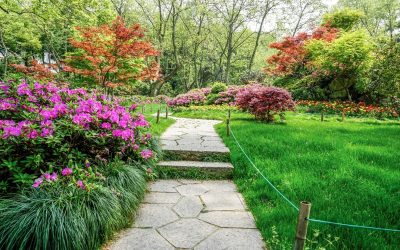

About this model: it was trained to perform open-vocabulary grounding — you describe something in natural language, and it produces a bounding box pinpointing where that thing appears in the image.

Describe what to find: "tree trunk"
[0,31,8,77]
[224,23,234,83]
[248,3,271,71]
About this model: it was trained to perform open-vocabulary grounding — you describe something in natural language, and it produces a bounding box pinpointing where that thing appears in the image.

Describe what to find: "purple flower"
[140,149,153,159]
[17,83,31,96]
[85,160,90,168]
[32,178,43,188]
[109,111,120,123]
[133,144,139,151]
[76,180,86,190]
[3,126,21,137]
[27,130,38,139]
[43,173,51,180]
[50,172,58,181]
[61,167,73,176]
[40,128,53,137]
[101,122,112,130]
[40,109,57,120]
[72,113,92,126]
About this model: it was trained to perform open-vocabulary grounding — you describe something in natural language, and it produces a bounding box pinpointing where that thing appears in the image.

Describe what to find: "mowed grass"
[141,103,175,136]
[214,113,400,249]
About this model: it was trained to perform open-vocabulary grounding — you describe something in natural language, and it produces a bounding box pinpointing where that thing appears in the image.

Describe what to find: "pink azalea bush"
[0,80,154,191]
[236,84,295,122]
[214,85,242,105]
[167,88,211,107]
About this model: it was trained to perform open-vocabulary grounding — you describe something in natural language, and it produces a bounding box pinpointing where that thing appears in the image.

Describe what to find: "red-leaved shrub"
[236,84,295,122]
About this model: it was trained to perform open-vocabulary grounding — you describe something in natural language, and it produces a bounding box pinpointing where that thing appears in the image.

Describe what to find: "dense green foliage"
[268,7,399,102]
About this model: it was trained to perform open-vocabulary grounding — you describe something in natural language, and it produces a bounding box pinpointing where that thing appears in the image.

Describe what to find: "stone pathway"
[110,180,265,250]
[109,118,265,249]
[160,118,229,153]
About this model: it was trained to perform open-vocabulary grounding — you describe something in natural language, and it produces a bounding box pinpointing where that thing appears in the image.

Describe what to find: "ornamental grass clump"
[236,84,295,122]
[0,161,146,250]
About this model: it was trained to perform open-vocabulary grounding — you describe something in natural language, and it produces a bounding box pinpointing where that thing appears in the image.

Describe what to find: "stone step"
[157,161,233,176]
[160,117,230,162]
[162,147,230,162]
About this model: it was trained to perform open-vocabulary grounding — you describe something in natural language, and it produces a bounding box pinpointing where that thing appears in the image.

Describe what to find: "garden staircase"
[109,116,265,250]
[157,117,234,177]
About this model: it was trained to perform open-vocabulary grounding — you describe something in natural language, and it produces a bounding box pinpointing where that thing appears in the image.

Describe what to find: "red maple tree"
[266,24,339,76]
[64,17,160,89]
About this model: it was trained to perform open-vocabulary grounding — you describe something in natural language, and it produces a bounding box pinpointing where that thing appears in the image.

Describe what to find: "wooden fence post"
[166,106,169,119]
[294,201,311,250]
[342,110,345,122]
[321,110,324,122]
[226,118,230,137]
[156,109,160,124]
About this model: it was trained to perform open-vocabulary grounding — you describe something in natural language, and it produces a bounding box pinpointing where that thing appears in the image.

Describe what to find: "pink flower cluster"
[214,85,242,105]
[168,88,211,107]
[0,80,149,145]
[32,167,86,190]
[140,149,153,159]
[32,172,58,188]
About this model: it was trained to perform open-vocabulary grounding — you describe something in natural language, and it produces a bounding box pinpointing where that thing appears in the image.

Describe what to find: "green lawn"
[173,107,400,249]
[141,103,175,136]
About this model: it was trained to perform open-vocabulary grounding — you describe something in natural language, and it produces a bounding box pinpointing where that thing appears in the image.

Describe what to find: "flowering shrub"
[167,88,211,107]
[236,84,295,122]
[297,100,399,119]
[214,85,242,105]
[0,80,154,191]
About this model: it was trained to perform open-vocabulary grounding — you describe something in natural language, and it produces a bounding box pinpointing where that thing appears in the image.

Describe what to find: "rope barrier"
[229,125,299,211]
[228,122,400,233]
[307,218,400,232]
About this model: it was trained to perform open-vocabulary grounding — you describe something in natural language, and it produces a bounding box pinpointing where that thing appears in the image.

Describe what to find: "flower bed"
[297,100,399,119]
[0,80,155,190]
[0,80,155,249]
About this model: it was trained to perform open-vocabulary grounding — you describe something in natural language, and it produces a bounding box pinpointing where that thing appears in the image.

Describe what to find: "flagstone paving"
[160,118,229,153]
[110,180,265,250]
[109,118,265,250]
